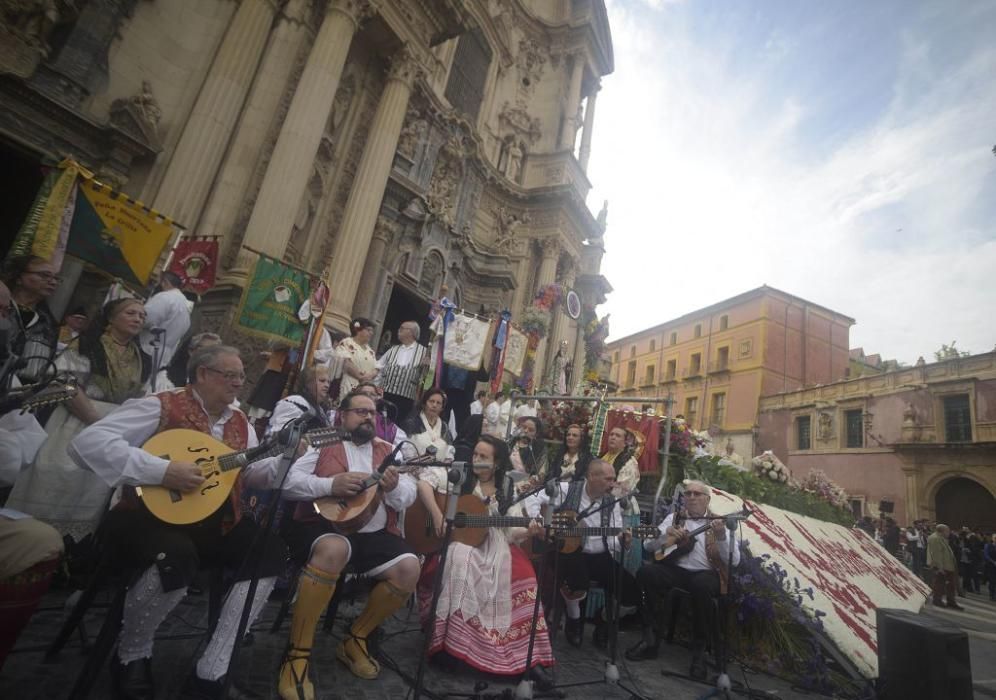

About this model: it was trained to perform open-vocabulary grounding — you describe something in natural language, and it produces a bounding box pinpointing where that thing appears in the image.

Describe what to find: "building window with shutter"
[666,359,677,380]
[670,332,678,345]
[694,324,702,338]
[644,365,655,385]
[796,415,811,450]
[719,314,729,331]
[710,393,726,427]
[943,395,972,442]
[626,361,636,388]
[443,29,492,121]
[845,409,863,448]
[649,339,656,352]
[685,397,698,428]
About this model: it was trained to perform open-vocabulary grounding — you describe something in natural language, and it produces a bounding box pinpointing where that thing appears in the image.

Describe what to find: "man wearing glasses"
[279,390,419,697]
[625,479,741,680]
[69,345,288,699]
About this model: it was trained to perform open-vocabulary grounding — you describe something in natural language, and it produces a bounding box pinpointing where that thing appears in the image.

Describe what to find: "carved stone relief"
[109,80,162,149]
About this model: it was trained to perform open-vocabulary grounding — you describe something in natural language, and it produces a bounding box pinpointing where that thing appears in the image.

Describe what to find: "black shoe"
[624,636,660,661]
[689,653,708,681]
[180,674,256,700]
[593,618,608,649]
[564,617,583,647]
[528,665,555,692]
[111,656,154,700]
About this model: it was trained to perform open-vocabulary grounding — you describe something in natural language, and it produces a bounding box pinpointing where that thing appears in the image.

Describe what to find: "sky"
[587,0,996,363]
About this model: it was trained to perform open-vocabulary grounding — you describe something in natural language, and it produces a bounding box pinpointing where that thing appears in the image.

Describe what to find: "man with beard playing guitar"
[279,390,419,699]
[625,479,741,680]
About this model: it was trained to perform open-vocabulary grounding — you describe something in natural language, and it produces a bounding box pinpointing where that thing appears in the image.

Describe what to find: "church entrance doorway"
[934,477,996,531]
[380,282,430,353]
[0,139,45,258]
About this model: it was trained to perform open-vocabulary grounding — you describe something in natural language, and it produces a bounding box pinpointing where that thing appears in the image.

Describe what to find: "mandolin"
[139,426,346,525]
[652,509,749,562]
[0,377,78,415]
[312,462,421,535]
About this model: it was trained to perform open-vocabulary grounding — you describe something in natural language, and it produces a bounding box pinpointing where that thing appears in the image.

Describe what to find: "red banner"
[598,409,661,474]
[169,238,218,294]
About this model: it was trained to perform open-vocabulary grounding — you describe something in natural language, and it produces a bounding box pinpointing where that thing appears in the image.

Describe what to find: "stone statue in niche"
[419,251,444,297]
[902,403,916,426]
[427,141,463,227]
[506,139,523,183]
[329,73,356,135]
[397,108,428,161]
[817,411,834,441]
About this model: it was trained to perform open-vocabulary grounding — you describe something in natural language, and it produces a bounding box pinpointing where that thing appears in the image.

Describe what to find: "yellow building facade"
[606,286,854,458]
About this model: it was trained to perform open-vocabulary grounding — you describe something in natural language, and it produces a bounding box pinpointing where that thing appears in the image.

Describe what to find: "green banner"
[234,255,310,345]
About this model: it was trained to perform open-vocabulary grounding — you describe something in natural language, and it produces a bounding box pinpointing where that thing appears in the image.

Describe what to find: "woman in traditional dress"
[402,388,453,457]
[549,423,592,481]
[509,415,549,478]
[599,426,641,515]
[7,297,151,540]
[415,435,555,687]
[335,317,377,398]
[266,363,332,437]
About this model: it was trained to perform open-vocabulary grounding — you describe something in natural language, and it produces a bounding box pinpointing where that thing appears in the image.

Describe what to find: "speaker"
[878,500,895,514]
[876,608,972,700]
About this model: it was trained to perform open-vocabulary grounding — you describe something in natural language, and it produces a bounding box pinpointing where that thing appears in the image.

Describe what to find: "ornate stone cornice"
[387,44,425,88]
[328,0,374,29]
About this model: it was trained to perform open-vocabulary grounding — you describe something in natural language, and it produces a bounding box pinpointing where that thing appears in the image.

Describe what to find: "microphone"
[377,442,405,473]
[275,409,316,443]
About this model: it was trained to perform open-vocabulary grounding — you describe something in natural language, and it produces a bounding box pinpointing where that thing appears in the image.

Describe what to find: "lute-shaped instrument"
[139,426,346,525]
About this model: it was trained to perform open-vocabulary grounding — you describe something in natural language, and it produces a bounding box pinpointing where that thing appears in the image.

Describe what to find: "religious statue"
[720,439,746,471]
[817,411,834,441]
[3,0,61,50]
[506,139,523,183]
[493,206,529,254]
[902,403,916,427]
[546,340,569,394]
[132,81,161,130]
[596,200,608,231]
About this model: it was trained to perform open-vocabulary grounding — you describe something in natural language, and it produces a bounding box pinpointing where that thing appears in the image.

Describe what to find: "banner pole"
[302,266,333,370]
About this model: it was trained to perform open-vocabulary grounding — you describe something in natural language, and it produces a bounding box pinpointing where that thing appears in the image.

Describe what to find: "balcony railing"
[708,360,730,374]
[683,366,702,379]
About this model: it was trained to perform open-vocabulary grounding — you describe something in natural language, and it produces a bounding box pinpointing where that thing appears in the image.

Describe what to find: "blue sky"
[589,0,996,362]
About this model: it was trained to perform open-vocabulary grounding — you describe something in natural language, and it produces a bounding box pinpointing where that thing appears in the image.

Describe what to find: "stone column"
[533,238,561,389]
[201,0,311,265]
[153,0,277,226]
[558,53,585,150]
[240,0,372,262]
[325,46,422,331]
[352,215,400,317]
[578,83,599,172]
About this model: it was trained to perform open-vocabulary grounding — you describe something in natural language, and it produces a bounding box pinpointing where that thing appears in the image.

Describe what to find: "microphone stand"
[411,461,466,700]
[514,481,561,700]
[219,416,309,700]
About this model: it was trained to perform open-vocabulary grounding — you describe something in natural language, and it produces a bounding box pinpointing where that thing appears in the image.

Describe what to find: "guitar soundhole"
[169,490,182,503]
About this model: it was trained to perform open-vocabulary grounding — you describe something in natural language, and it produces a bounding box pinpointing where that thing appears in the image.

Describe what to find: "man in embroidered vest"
[526,459,639,649]
[375,320,428,422]
[69,345,288,700]
[625,479,741,680]
[279,391,418,698]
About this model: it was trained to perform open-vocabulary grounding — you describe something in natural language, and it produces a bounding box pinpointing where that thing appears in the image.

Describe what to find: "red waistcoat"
[293,437,401,535]
[120,387,250,531]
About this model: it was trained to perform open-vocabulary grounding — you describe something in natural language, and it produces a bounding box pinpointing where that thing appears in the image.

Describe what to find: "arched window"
[444,29,492,121]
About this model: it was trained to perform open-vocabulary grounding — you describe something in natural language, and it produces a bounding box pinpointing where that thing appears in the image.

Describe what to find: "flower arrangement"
[539,399,596,443]
[532,283,563,311]
[752,450,791,483]
[518,306,550,339]
[799,469,849,509]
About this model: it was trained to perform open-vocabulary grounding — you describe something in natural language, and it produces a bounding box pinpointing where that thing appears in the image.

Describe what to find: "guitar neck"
[215,426,348,473]
[557,525,657,538]
[454,515,535,528]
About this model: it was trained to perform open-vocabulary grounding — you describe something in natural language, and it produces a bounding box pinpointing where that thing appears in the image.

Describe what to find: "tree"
[934,341,970,361]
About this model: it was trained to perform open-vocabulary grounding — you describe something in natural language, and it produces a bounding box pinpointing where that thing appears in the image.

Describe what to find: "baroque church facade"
[0,0,613,386]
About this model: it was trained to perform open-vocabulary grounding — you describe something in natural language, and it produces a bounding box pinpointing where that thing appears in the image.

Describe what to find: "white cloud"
[587,1,996,362]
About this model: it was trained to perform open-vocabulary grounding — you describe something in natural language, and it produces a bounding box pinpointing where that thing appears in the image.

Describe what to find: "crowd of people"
[856,515,996,604]
[0,258,744,700]
[5,254,990,700]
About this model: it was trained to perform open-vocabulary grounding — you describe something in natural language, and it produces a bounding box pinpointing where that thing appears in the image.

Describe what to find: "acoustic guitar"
[548,508,658,554]
[404,492,490,554]
[139,426,347,525]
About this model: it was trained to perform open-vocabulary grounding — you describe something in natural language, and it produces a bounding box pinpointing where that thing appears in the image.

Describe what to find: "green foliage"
[934,341,970,361]
[681,456,854,526]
